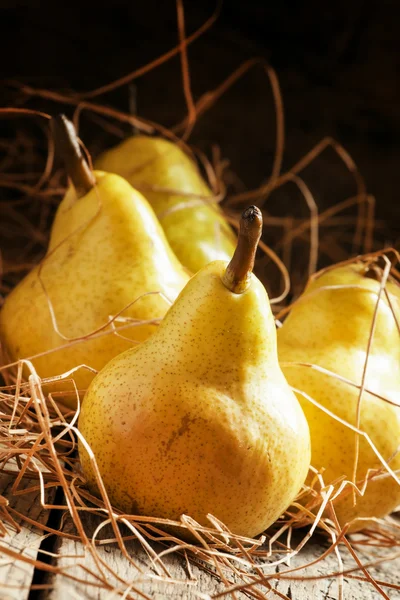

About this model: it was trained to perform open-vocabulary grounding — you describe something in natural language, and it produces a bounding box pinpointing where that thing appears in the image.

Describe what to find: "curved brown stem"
[52,114,95,198]
[222,206,263,293]
[364,252,399,282]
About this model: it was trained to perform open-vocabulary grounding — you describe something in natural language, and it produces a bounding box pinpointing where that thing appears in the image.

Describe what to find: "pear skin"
[95,135,236,273]
[278,260,400,530]
[0,173,189,403]
[78,207,310,539]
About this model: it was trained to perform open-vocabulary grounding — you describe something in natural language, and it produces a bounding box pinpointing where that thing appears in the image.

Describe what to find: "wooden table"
[1,473,399,600]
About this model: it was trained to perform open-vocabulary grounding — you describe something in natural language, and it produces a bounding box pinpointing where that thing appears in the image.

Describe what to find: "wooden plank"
[0,471,56,600]
[274,541,400,600]
[44,512,400,599]
[45,512,229,599]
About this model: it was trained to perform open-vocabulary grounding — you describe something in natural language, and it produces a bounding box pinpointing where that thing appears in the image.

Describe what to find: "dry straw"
[1,1,400,598]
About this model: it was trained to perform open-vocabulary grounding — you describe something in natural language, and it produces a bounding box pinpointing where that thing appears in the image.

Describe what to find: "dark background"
[1,0,399,290]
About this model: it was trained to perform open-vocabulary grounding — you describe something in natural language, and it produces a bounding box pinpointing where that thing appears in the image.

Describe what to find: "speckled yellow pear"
[278,257,400,530]
[0,116,189,403]
[95,135,236,273]
[78,207,310,539]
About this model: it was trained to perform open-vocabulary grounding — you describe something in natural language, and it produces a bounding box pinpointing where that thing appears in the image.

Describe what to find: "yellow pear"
[78,207,310,539]
[0,116,189,403]
[277,256,400,531]
[95,135,236,273]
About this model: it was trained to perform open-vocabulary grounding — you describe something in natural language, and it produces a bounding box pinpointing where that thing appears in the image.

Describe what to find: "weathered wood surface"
[0,472,55,600]
[42,512,400,600]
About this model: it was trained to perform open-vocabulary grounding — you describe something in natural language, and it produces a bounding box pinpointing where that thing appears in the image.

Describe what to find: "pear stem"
[222,206,263,294]
[364,253,398,282]
[52,114,95,198]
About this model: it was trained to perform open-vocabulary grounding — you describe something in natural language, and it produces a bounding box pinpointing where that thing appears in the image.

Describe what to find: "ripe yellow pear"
[277,257,400,530]
[0,116,189,403]
[78,207,310,539]
[95,135,236,273]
